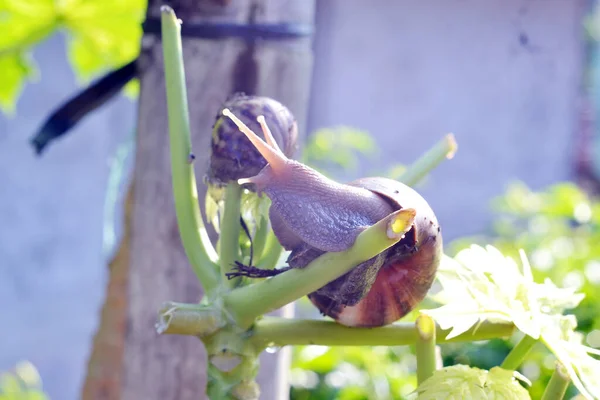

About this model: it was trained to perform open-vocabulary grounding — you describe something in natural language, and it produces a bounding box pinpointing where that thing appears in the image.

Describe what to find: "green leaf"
[423,245,584,340]
[540,319,600,399]
[0,0,57,113]
[0,52,37,114]
[302,126,377,175]
[62,0,146,81]
[0,361,49,400]
[408,365,531,400]
[0,0,57,50]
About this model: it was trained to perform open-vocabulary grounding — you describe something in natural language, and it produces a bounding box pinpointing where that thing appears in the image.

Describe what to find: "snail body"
[222,109,442,327]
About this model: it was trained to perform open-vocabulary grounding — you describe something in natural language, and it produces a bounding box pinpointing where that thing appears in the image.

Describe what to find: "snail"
[221,108,443,328]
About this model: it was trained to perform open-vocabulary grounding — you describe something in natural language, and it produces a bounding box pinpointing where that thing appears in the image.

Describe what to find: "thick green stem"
[500,334,538,371]
[415,314,437,384]
[541,362,570,400]
[160,6,219,294]
[224,208,417,329]
[205,329,261,400]
[249,317,515,348]
[399,134,457,186]
[220,182,243,288]
[155,301,225,336]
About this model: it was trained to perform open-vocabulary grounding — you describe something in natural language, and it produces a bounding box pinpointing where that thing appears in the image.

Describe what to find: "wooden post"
[120,1,315,399]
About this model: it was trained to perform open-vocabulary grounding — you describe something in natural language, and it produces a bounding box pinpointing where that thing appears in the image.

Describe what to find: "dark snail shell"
[308,177,443,327]
[207,93,298,186]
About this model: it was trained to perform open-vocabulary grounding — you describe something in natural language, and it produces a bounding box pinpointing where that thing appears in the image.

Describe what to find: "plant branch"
[251,215,269,264]
[541,362,570,400]
[500,334,538,371]
[249,317,515,348]
[160,6,219,293]
[415,314,437,384]
[399,133,457,186]
[256,227,283,270]
[155,302,225,336]
[224,208,417,329]
[220,182,243,288]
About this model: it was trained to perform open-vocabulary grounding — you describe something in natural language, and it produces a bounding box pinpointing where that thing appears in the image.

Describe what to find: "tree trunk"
[121,1,315,399]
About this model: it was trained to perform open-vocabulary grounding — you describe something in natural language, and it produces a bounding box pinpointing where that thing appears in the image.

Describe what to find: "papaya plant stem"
[160,6,219,294]
[540,362,570,400]
[500,334,538,370]
[249,317,515,348]
[224,209,417,329]
[415,314,437,384]
[251,215,269,264]
[399,133,457,186]
[256,228,283,270]
[220,182,243,288]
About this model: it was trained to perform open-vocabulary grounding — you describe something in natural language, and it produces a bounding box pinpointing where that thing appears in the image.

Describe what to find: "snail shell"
[207,94,298,186]
[308,177,442,327]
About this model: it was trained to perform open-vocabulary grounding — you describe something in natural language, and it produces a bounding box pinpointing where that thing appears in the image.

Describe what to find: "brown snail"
[222,109,443,328]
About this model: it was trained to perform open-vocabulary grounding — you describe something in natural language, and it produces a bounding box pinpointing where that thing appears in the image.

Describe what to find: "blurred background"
[1,0,600,399]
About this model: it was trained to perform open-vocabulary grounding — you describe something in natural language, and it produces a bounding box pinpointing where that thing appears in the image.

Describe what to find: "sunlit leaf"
[407,365,530,400]
[0,53,37,114]
[123,78,140,98]
[540,317,600,399]
[62,0,146,81]
[0,361,48,400]
[0,0,57,113]
[0,0,57,49]
[424,245,584,340]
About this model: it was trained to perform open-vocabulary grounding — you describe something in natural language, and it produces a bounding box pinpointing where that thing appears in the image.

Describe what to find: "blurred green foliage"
[0,361,48,400]
[0,0,145,115]
[301,126,406,181]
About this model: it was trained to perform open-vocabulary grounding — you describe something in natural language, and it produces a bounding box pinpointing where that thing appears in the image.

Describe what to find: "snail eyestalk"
[224,208,417,329]
[161,5,219,293]
[222,108,288,174]
[256,115,284,155]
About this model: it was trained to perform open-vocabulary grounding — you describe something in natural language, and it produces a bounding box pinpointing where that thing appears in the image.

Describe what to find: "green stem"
[256,228,283,270]
[500,334,538,371]
[399,133,457,186]
[155,301,225,336]
[251,215,269,264]
[203,328,261,399]
[415,314,437,384]
[220,182,243,288]
[249,317,515,348]
[541,362,570,400]
[224,208,417,329]
[160,6,219,294]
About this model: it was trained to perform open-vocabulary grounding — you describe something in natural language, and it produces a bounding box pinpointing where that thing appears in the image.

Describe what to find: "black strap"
[142,18,313,40]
